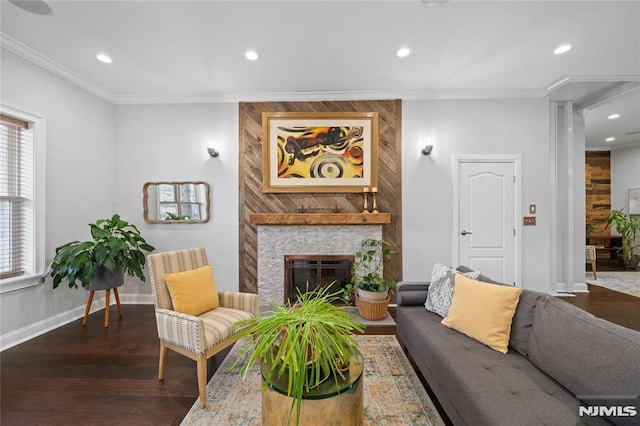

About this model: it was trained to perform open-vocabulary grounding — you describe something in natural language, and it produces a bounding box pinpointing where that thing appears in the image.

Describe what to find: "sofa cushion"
[442,275,522,354]
[509,290,545,356]
[424,263,480,317]
[164,264,220,316]
[528,296,640,425]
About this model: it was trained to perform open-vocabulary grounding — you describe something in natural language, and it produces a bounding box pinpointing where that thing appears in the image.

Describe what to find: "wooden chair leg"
[158,341,168,380]
[113,287,123,318]
[82,291,95,327]
[104,289,110,328]
[197,353,208,408]
[591,261,597,280]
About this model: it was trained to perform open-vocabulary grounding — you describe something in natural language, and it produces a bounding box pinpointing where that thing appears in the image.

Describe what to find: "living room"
[1,1,639,425]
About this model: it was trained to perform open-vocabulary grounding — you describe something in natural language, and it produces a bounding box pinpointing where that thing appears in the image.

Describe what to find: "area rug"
[586,271,640,298]
[181,335,444,426]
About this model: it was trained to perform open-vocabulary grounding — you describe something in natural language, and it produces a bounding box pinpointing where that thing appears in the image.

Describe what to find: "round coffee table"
[261,349,364,426]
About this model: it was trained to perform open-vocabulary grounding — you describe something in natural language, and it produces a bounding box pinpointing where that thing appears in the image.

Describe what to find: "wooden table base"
[82,288,123,328]
[262,377,363,426]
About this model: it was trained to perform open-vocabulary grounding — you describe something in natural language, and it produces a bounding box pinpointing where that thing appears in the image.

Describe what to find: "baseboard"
[572,282,589,293]
[555,282,568,293]
[555,282,589,295]
[119,293,154,305]
[0,293,153,352]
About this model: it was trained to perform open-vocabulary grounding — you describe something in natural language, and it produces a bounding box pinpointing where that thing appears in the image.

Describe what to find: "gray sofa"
[396,271,640,426]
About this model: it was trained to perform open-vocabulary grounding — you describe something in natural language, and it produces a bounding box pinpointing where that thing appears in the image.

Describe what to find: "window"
[0,107,44,293]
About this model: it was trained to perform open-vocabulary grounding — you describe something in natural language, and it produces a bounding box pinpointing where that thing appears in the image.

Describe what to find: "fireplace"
[284,255,354,304]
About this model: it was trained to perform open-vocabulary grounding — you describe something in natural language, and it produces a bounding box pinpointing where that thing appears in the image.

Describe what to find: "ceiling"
[1,0,639,147]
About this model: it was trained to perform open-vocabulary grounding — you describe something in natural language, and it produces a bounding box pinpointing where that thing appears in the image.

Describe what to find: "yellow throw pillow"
[441,274,522,354]
[164,264,220,316]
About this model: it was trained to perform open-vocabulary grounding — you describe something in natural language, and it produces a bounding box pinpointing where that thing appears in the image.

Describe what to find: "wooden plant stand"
[82,288,123,328]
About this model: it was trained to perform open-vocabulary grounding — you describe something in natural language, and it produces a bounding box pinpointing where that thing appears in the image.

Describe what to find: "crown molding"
[111,88,548,105]
[546,75,640,92]
[1,33,115,103]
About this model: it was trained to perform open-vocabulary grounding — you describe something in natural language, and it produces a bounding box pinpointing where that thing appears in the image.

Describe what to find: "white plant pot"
[357,288,388,302]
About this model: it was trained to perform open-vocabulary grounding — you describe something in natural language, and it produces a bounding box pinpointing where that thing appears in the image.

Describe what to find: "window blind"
[0,114,34,280]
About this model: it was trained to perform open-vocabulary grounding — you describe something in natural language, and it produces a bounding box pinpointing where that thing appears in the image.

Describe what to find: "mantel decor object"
[371,187,379,214]
[362,187,370,213]
[261,112,379,193]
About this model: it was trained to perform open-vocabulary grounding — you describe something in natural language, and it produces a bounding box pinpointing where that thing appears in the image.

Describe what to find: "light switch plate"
[523,216,536,226]
[529,204,536,214]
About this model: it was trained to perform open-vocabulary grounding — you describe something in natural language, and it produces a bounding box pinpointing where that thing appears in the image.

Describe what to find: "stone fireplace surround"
[251,213,390,305]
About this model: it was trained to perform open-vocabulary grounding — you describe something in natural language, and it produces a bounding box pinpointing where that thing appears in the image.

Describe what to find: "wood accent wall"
[586,151,611,257]
[238,100,402,294]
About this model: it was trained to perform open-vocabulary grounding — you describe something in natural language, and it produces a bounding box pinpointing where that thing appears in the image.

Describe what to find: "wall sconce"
[207,147,219,158]
[421,145,434,156]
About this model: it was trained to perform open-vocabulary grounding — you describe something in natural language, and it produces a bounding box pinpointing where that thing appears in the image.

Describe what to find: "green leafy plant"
[230,285,364,425]
[164,212,191,220]
[342,238,396,303]
[605,208,640,267]
[41,214,155,289]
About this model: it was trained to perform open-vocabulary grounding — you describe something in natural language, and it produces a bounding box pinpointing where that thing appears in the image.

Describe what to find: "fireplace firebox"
[284,255,354,304]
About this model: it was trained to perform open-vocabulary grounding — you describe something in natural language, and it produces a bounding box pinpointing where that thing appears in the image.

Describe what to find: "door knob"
[460,230,473,236]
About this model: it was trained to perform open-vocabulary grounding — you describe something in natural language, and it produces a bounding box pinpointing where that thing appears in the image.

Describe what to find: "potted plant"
[605,208,640,269]
[41,214,155,289]
[230,286,364,425]
[341,238,396,318]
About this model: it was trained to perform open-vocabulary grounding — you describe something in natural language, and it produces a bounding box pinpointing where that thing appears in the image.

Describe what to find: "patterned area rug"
[181,335,444,426]
[586,271,640,298]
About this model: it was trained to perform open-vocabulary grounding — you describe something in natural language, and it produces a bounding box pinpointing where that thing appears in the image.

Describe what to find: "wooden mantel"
[249,213,391,226]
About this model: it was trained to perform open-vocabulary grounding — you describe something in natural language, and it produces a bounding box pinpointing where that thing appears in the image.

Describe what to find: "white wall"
[611,144,640,254]
[402,99,551,293]
[114,104,239,295]
[0,49,116,341]
[611,144,640,212]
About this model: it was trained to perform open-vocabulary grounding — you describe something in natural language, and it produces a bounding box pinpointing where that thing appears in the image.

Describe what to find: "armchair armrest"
[396,281,430,306]
[155,308,206,353]
[218,291,259,316]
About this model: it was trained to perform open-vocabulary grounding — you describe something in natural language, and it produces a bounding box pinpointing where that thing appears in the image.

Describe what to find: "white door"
[457,161,517,285]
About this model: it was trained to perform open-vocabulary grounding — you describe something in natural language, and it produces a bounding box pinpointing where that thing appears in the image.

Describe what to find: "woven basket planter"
[356,296,390,321]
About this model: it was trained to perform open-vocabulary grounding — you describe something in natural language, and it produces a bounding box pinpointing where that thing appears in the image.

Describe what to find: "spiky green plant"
[230,285,364,425]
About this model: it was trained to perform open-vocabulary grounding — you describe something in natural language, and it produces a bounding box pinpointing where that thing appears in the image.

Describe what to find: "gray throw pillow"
[424,263,481,317]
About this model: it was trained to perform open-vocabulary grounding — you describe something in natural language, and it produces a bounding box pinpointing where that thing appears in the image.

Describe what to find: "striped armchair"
[147,248,259,408]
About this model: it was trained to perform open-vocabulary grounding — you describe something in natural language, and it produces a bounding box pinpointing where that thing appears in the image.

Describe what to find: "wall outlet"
[523,216,536,226]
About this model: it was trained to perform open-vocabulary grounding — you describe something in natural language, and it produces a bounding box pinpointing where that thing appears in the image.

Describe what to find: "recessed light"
[396,46,412,58]
[605,137,616,142]
[422,0,448,6]
[96,53,112,64]
[608,113,621,120]
[553,44,573,55]
[245,50,260,61]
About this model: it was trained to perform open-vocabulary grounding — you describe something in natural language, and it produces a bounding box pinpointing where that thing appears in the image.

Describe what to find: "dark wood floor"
[558,283,640,332]
[1,286,638,425]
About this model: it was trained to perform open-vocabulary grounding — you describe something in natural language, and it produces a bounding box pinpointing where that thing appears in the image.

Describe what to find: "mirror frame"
[143,181,211,224]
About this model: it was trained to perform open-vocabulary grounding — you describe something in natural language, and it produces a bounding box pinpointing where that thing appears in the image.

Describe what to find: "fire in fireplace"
[284,255,354,304]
